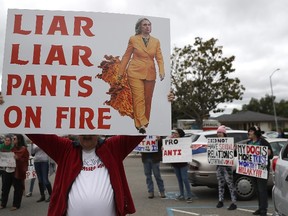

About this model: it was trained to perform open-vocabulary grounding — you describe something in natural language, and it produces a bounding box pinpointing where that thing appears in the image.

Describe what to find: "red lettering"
[10,44,29,65]
[35,15,44,34]
[78,76,93,97]
[74,17,95,36]
[40,75,57,96]
[7,74,21,95]
[47,16,68,35]
[79,107,95,129]
[11,43,93,66]
[72,46,93,66]
[13,14,31,35]
[22,75,37,95]
[13,14,95,36]
[25,106,41,128]
[56,107,111,129]
[32,44,41,64]
[45,45,67,65]
[6,74,93,97]
[98,108,111,129]
[59,76,77,96]
[4,106,22,128]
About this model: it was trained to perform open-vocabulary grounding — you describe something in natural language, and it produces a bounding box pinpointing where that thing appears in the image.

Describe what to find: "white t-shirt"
[67,149,116,216]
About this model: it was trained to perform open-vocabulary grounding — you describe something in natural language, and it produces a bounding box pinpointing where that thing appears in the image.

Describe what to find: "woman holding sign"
[215,125,237,210]
[171,128,193,203]
[0,134,29,211]
[119,18,165,134]
[247,126,273,216]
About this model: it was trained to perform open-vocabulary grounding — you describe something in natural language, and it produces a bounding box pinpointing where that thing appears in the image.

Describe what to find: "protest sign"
[26,156,37,180]
[134,135,158,153]
[0,9,171,135]
[236,144,268,179]
[0,152,16,167]
[207,137,234,166]
[162,137,192,163]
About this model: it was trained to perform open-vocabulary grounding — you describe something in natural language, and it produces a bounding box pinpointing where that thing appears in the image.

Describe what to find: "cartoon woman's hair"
[135,18,151,35]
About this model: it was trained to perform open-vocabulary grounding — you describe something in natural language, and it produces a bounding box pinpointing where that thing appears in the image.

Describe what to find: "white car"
[272,142,288,215]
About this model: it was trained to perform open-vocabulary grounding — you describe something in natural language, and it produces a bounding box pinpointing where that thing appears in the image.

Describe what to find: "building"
[214,111,288,132]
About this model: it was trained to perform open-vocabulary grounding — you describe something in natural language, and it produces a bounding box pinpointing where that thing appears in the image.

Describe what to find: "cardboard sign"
[207,137,234,166]
[236,144,268,179]
[26,156,37,180]
[0,152,16,167]
[162,137,192,163]
[0,9,171,135]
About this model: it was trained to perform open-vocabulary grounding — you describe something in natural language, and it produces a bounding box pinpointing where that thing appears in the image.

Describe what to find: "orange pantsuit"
[119,34,164,129]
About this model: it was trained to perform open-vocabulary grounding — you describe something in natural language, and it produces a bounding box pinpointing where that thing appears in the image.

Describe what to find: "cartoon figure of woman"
[119,18,165,134]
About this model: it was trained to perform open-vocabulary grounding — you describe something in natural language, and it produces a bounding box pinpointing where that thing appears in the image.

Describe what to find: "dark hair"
[248,126,262,138]
[4,134,13,143]
[14,134,27,147]
[175,128,185,138]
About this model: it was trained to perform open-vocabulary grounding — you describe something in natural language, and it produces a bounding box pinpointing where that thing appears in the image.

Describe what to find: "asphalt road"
[0,153,275,216]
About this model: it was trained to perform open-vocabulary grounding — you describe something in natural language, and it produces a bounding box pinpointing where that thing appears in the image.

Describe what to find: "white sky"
[1,0,287,117]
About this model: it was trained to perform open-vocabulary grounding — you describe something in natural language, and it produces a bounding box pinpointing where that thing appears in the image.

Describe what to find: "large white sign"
[162,137,192,163]
[0,152,16,167]
[236,144,268,179]
[207,137,235,166]
[0,9,171,135]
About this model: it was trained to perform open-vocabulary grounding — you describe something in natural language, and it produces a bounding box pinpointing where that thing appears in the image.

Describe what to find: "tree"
[171,37,245,127]
[232,94,288,118]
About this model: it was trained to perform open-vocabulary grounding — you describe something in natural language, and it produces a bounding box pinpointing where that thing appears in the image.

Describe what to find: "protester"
[0,134,29,211]
[0,134,14,204]
[0,92,174,215]
[25,139,35,197]
[141,136,166,199]
[215,125,237,210]
[247,126,273,216]
[32,144,53,202]
[171,128,193,203]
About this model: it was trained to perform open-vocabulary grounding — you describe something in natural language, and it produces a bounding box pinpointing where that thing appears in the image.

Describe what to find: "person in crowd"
[0,134,13,187]
[0,134,14,203]
[32,143,53,202]
[277,128,285,138]
[0,134,29,211]
[215,125,237,210]
[0,93,174,216]
[25,139,36,197]
[119,18,165,134]
[247,126,273,216]
[171,128,193,203]
[141,136,166,199]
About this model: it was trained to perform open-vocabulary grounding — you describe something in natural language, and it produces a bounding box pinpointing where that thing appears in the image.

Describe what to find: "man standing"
[141,136,166,199]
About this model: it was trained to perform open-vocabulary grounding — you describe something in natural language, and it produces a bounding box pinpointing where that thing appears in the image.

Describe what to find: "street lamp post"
[270,68,280,132]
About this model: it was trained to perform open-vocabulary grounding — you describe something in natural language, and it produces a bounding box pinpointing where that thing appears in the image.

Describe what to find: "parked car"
[272,142,288,215]
[188,132,288,201]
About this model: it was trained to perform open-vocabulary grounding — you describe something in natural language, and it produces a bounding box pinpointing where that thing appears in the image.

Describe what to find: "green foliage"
[232,94,288,118]
[171,37,245,127]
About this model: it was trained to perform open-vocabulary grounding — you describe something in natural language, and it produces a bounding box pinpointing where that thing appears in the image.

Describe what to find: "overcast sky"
[1,0,287,117]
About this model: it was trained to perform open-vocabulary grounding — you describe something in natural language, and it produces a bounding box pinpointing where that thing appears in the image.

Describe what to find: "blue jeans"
[34,161,51,186]
[143,158,165,193]
[174,165,192,198]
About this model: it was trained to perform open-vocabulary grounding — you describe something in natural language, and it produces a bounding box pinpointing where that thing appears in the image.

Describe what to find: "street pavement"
[0,153,275,216]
